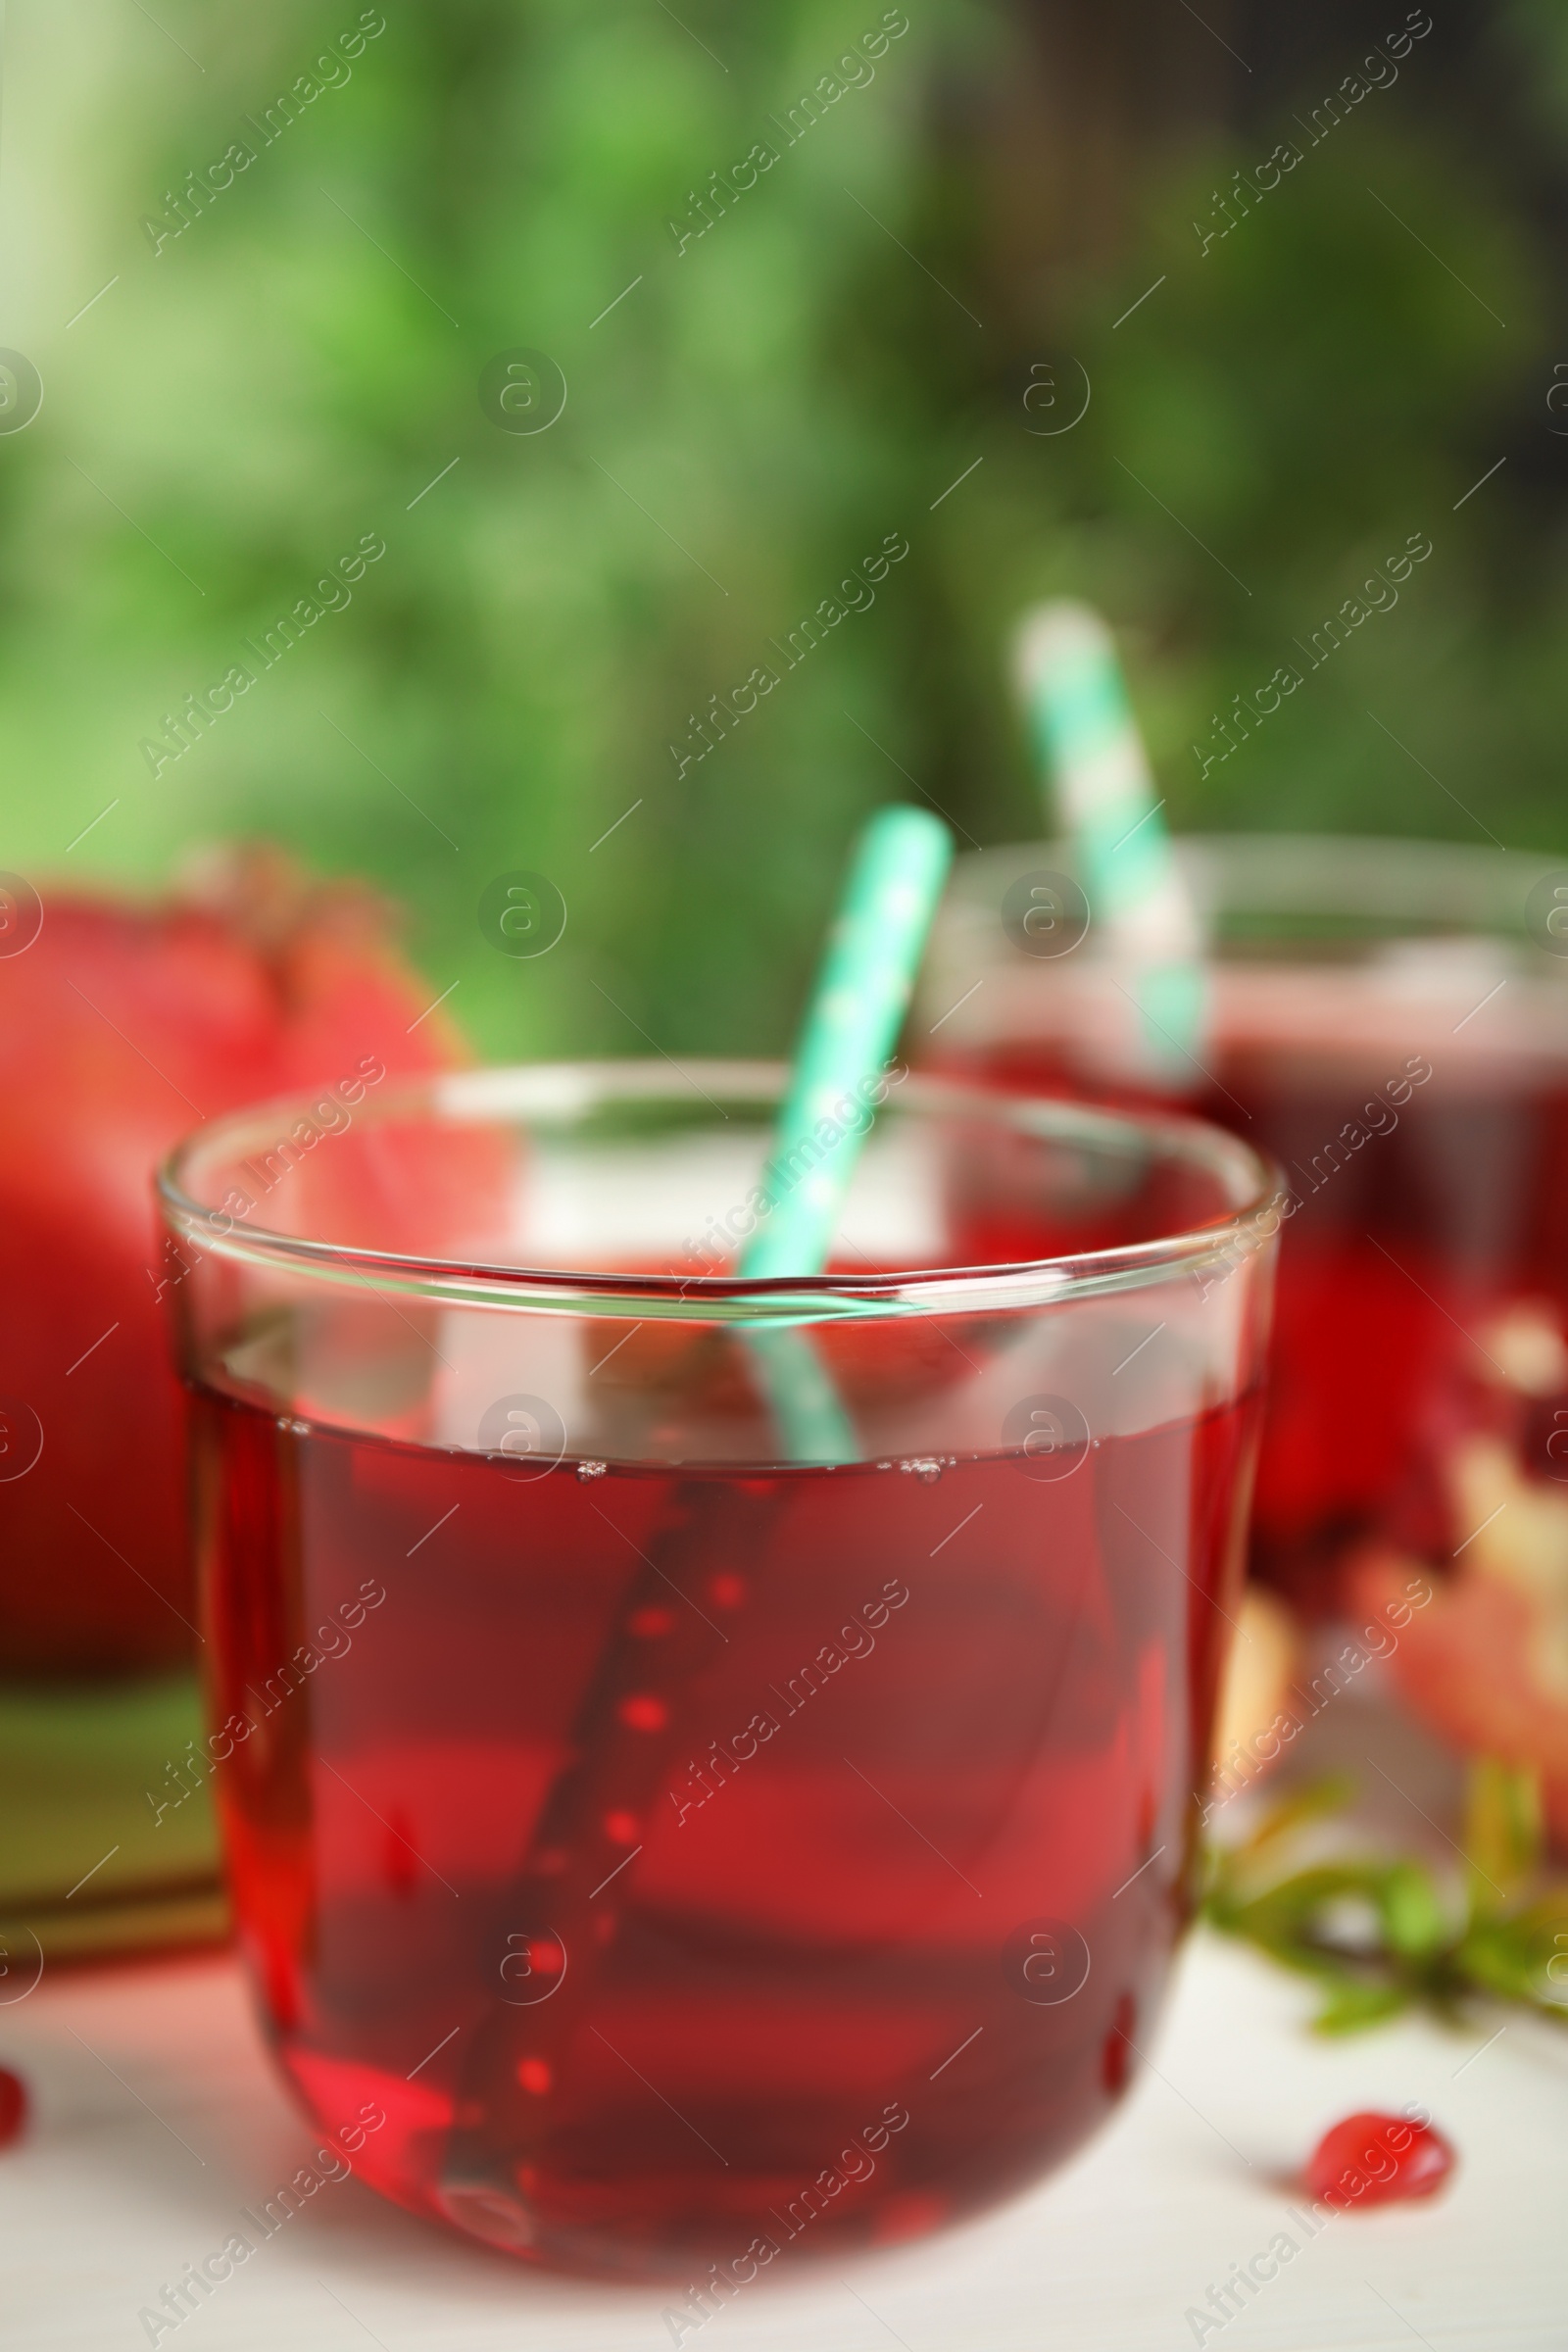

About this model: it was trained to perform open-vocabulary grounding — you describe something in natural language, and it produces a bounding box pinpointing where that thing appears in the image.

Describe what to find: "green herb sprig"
[1203,1762,1568,2034]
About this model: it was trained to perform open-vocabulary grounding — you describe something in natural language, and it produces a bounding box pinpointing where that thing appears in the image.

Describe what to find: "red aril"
[0,845,467,1675]
[0,2067,27,2149]
[1306,2110,1455,2210]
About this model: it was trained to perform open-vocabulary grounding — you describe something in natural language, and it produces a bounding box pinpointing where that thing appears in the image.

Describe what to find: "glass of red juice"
[921,836,1568,1614]
[158,1060,1275,2278]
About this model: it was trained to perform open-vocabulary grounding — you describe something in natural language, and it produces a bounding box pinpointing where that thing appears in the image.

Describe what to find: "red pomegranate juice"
[193,1376,1254,2276]
[965,984,1568,1609]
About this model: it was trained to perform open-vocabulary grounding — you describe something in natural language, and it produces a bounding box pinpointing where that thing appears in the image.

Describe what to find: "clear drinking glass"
[921,835,1568,1614]
[158,1060,1275,2278]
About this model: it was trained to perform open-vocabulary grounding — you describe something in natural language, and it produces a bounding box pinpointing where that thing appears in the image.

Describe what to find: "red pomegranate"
[0,846,467,1676]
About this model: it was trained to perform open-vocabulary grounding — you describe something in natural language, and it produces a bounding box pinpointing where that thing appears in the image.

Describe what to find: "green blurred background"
[4,0,1565,1054]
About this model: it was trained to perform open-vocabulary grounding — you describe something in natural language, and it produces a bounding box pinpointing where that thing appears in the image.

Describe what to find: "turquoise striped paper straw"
[743,805,954,1279]
[739,804,954,1459]
[1015,602,1207,1077]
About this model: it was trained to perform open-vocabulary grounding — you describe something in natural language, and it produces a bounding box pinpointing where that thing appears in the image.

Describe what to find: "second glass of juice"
[922,835,1568,1612]
[159,1061,1274,2278]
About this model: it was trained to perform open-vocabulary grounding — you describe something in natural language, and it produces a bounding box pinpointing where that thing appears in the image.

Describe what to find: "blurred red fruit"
[0,846,466,1675]
[1306,2110,1454,2210]
[1350,1531,1568,1849]
[0,2067,27,2148]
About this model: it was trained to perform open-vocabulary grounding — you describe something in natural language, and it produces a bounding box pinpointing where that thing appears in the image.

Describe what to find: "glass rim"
[948,830,1565,936]
[157,1058,1280,1324]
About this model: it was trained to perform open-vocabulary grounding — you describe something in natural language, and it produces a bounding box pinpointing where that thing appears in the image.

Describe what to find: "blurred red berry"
[1306,2110,1455,2210]
[0,846,467,1674]
[0,2067,28,2149]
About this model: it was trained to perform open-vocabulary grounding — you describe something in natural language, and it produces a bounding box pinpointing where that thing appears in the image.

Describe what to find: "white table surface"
[4,1929,1562,2352]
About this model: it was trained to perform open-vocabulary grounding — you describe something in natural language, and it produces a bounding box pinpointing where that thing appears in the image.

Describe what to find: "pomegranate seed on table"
[0,2067,29,2149]
[1306,2110,1455,2210]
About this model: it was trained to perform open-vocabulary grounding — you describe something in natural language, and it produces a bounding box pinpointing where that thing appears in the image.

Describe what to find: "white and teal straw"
[1015,602,1207,1079]
[738,804,954,1460]
[742,804,954,1279]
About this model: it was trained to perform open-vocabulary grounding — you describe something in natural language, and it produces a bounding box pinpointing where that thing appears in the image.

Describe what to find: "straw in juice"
[1014,601,1207,1081]
[438,807,953,2247]
[740,803,956,1458]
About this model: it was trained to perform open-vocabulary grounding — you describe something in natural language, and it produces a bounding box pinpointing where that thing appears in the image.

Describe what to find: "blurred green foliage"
[2,0,1564,1056]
